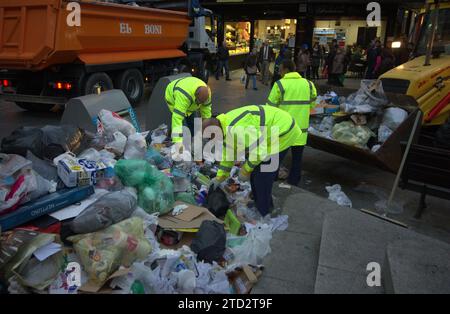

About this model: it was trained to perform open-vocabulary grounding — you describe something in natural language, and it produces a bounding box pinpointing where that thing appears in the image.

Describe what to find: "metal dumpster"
[307,85,421,173]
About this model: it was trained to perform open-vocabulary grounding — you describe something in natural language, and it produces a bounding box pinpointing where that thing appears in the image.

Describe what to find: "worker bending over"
[165,76,212,150]
[203,105,303,217]
[266,59,317,186]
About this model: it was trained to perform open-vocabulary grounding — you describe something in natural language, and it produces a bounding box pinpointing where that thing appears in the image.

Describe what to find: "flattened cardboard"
[158,201,223,230]
[79,268,130,293]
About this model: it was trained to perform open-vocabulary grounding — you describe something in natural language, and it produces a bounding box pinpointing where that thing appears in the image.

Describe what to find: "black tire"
[114,69,144,106]
[15,102,55,112]
[198,59,209,83]
[83,72,114,95]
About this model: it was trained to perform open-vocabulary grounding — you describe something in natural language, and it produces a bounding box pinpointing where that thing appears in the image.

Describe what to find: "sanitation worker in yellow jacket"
[202,105,303,217]
[266,59,317,186]
[165,76,212,152]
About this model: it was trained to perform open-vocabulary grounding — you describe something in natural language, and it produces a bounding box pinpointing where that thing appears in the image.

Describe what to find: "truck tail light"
[52,81,73,90]
[1,79,11,87]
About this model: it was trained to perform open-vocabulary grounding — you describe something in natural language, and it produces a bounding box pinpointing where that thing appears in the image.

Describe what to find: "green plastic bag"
[332,121,375,148]
[175,192,197,205]
[114,159,174,215]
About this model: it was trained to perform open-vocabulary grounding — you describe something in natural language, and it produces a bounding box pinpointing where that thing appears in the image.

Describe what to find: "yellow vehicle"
[380,0,450,143]
[308,1,449,172]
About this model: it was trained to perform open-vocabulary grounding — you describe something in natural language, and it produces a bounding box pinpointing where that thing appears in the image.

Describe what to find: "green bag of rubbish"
[332,121,375,148]
[175,192,197,205]
[68,217,152,285]
[114,159,174,215]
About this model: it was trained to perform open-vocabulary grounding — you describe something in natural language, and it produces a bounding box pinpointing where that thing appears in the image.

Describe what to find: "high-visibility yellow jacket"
[216,105,303,178]
[165,77,212,143]
[266,72,317,145]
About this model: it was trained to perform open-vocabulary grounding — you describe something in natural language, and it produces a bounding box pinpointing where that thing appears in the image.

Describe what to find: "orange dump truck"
[0,0,218,110]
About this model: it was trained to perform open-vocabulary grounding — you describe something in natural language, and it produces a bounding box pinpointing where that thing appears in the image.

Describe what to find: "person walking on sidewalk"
[311,42,322,80]
[330,47,346,86]
[244,49,259,90]
[258,40,274,85]
[296,44,311,79]
[203,105,303,218]
[266,59,317,186]
[216,41,231,81]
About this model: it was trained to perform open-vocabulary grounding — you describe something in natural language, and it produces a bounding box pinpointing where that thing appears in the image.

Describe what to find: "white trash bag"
[232,223,272,266]
[325,184,352,207]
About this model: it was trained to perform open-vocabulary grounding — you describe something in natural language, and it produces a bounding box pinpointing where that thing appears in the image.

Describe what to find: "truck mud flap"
[0,93,67,105]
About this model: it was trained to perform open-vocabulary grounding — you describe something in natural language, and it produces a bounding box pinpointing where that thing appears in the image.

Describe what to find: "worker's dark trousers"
[280,145,305,186]
[250,149,287,217]
[184,113,195,136]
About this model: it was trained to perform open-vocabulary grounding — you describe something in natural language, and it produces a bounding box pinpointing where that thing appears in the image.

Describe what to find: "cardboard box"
[0,185,95,231]
[228,265,264,294]
[158,201,223,231]
[57,156,107,188]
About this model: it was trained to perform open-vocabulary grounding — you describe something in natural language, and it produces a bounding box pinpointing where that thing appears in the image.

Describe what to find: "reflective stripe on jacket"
[215,105,302,177]
[266,72,317,145]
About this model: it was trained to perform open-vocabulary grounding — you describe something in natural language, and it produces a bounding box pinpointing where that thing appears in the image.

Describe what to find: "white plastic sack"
[325,184,352,207]
[232,223,272,266]
[150,124,168,145]
[124,133,147,160]
[105,131,127,156]
[78,148,101,162]
[381,107,408,131]
[378,124,393,143]
[0,154,32,179]
[343,80,388,113]
[98,109,136,137]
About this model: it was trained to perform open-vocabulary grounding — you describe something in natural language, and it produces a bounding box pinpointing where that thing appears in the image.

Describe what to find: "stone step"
[314,209,438,294]
[384,238,450,294]
[252,188,343,294]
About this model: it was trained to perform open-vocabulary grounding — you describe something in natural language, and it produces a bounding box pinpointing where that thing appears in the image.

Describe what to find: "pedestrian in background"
[244,48,259,90]
[216,41,231,81]
[330,47,345,86]
[365,39,382,79]
[258,40,274,85]
[377,47,395,77]
[326,39,338,84]
[311,42,322,80]
[271,43,287,86]
[296,44,311,78]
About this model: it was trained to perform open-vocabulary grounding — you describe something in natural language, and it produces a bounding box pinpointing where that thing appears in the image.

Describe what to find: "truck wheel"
[199,59,209,83]
[114,69,144,106]
[83,72,114,95]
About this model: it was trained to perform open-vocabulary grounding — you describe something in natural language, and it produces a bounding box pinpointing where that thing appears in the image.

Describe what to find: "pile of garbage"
[309,80,409,152]
[0,110,287,294]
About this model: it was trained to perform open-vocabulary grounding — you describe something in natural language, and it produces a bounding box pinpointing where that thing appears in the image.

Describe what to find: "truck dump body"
[308,86,421,173]
[0,0,190,70]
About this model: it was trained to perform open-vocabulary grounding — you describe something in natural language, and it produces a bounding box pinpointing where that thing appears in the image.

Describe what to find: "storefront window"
[225,21,251,55]
[254,19,295,51]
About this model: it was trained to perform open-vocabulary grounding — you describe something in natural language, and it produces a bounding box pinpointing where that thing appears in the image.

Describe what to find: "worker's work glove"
[209,176,227,190]
[171,142,186,162]
[238,168,251,182]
